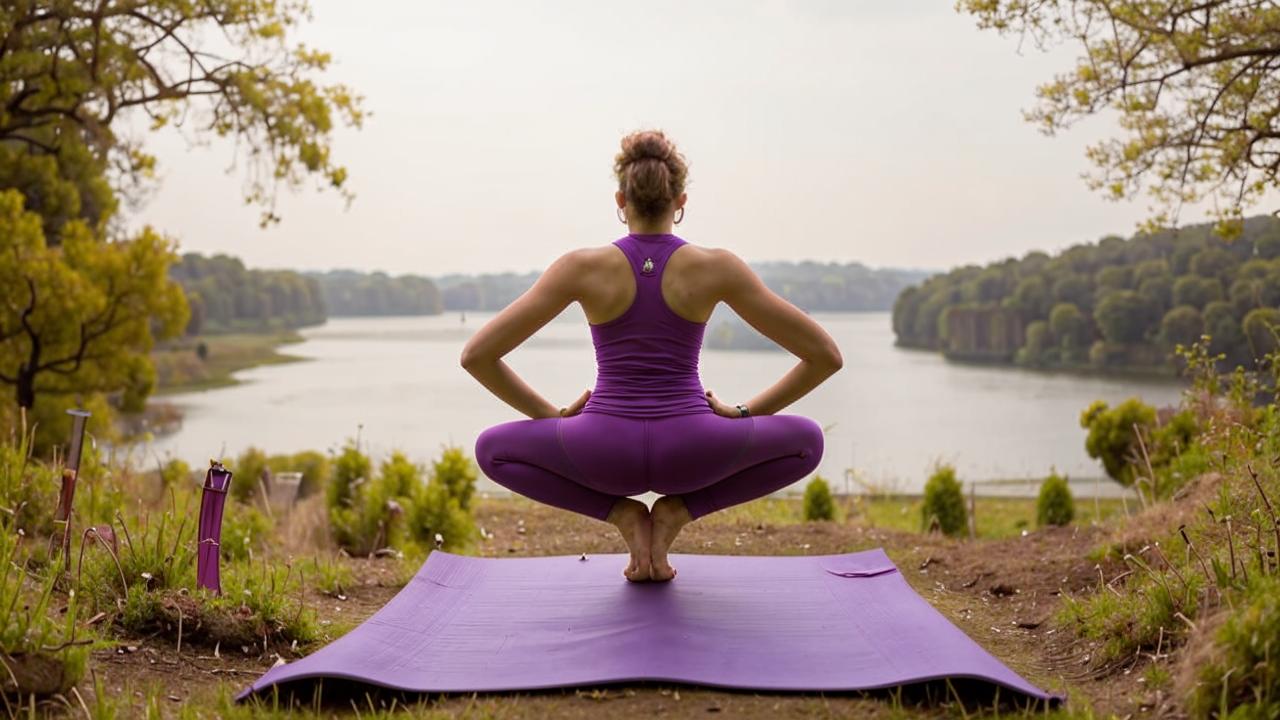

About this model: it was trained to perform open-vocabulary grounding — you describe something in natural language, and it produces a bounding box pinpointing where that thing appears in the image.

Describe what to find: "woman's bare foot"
[606,498,652,582]
[649,496,692,582]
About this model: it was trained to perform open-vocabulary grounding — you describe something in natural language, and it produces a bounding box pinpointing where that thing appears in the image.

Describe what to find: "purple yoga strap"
[238,549,1059,703]
[197,464,232,594]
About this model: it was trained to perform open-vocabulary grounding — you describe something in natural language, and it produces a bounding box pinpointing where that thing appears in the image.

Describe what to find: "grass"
[854,495,1126,539]
[152,332,305,395]
[697,491,1127,540]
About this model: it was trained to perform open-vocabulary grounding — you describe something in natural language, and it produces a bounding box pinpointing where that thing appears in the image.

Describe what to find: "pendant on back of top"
[641,258,655,274]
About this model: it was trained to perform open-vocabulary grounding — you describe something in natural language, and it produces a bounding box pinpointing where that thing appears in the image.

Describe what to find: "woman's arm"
[460,252,592,419]
[711,250,843,416]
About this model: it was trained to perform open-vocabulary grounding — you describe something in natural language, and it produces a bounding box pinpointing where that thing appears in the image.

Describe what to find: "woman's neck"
[627,220,674,235]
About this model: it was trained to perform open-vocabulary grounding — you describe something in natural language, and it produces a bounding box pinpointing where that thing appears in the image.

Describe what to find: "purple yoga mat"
[239,549,1057,702]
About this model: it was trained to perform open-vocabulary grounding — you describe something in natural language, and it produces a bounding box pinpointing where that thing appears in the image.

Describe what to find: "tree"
[0,191,187,410]
[960,1,1280,233]
[1242,308,1280,357]
[1160,306,1205,350]
[1018,320,1051,366]
[0,1,363,420]
[1095,291,1157,344]
[1049,302,1090,350]
[1172,276,1225,309]
[1012,275,1051,317]
[1052,274,1093,311]
[1205,301,1250,365]
[0,1,364,225]
[1138,275,1175,315]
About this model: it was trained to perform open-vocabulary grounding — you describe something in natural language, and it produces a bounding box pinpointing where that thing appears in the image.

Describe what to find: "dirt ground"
[77,497,1146,718]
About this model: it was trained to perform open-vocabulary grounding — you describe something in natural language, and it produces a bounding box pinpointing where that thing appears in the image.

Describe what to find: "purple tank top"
[581,233,712,418]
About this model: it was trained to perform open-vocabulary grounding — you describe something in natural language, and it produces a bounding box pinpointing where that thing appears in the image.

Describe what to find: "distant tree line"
[170,254,325,335]
[435,262,928,314]
[892,216,1280,372]
[170,253,928,339]
[751,261,929,312]
[309,270,444,317]
[435,272,541,312]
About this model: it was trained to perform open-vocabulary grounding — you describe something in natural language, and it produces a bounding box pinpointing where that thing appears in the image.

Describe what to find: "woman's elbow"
[816,343,843,376]
[459,343,484,372]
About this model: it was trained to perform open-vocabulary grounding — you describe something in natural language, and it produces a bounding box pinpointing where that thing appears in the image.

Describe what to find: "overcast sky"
[127,1,1236,276]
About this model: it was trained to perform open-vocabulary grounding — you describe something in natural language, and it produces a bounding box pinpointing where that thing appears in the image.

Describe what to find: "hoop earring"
[616,207,627,224]
[674,207,685,225]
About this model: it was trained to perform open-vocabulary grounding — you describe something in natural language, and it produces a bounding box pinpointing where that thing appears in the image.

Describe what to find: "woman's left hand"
[559,389,592,417]
[704,389,743,418]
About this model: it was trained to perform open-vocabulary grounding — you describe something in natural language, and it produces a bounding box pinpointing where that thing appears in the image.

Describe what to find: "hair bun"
[613,129,688,221]
[620,130,673,163]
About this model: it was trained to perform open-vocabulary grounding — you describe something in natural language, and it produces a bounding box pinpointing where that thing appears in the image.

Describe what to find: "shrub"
[921,464,966,537]
[329,471,409,557]
[1036,472,1074,527]
[803,476,836,521]
[407,478,474,552]
[327,440,371,512]
[230,446,269,503]
[431,445,478,511]
[1080,397,1157,486]
[279,450,330,498]
[158,458,193,491]
[379,451,422,499]
[221,503,273,562]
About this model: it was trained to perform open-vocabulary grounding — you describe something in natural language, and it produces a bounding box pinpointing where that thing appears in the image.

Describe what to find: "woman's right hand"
[704,390,743,418]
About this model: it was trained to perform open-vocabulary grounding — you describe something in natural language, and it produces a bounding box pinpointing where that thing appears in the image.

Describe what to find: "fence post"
[51,409,91,570]
[197,460,233,594]
[967,482,977,540]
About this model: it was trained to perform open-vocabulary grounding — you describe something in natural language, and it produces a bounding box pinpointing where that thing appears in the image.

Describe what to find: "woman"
[462,130,842,582]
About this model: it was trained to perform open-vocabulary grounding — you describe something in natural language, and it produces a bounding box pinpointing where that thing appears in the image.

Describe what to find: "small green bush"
[1036,472,1075,527]
[325,444,483,557]
[431,445,478,511]
[327,440,372,512]
[158,458,193,491]
[408,478,475,551]
[329,470,410,557]
[803,476,836,521]
[221,502,273,562]
[230,446,269,503]
[921,464,967,537]
[1080,397,1157,486]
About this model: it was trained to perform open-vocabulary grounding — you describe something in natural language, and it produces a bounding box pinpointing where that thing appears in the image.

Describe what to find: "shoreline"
[152,331,309,396]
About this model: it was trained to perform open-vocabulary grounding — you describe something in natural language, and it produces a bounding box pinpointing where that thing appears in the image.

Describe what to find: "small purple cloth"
[239,549,1057,702]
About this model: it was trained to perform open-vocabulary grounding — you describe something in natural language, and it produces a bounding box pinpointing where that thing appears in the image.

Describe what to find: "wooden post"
[967,482,977,540]
[51,409,91,570]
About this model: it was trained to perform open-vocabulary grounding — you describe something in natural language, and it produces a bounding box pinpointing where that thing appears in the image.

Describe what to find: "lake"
[145,312,1184,497]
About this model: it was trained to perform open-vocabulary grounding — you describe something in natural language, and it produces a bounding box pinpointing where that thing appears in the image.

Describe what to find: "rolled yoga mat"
[239,548,1058,703]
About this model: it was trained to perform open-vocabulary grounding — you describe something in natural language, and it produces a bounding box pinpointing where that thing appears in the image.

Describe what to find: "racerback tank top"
[580,233,712,418]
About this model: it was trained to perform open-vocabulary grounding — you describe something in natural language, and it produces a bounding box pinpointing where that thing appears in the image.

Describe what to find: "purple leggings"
[475,412,824,521]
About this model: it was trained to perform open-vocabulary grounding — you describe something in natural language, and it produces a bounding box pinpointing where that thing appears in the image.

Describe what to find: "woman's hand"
[704,390,744,418]
[558,389,592,418]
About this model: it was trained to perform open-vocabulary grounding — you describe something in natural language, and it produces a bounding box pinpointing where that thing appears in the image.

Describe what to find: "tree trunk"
[16,372,35,409]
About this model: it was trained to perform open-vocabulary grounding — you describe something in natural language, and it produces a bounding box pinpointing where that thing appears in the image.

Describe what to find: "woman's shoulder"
[671,242,752,280]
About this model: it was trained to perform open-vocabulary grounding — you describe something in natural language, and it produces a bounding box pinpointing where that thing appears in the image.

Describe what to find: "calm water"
[146,312,1182,496]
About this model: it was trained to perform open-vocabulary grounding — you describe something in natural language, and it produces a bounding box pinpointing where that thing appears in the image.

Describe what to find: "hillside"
[892,216,1280,372]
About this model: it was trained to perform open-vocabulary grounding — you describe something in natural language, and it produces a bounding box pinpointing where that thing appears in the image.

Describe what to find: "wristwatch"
[735,403,750,418]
